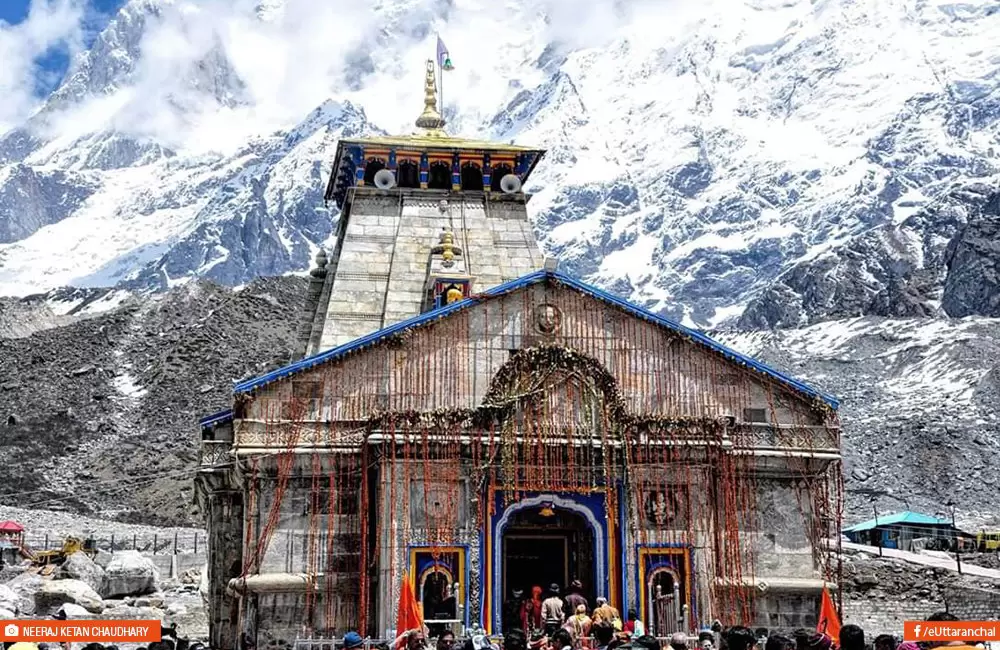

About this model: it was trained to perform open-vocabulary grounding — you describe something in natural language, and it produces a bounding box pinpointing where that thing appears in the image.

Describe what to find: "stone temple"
[195,60,843,650]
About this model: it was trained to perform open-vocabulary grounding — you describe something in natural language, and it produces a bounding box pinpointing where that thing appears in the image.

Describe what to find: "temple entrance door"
[501,507,595,607]
[504,535,567,595]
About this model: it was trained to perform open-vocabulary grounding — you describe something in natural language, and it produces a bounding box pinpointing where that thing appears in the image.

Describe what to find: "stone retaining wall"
[844,585,1000,634]
[843,600,940,634]
[944,584,1000,620]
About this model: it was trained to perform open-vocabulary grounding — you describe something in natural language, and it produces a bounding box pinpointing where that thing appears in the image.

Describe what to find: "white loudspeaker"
[499,173,522,194]
[373,169,396,189]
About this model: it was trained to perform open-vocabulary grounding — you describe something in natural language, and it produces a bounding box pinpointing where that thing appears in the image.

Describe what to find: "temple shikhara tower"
[195,60,843,650]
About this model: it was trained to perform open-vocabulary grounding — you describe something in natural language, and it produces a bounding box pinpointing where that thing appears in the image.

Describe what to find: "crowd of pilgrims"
[375,583,991,650]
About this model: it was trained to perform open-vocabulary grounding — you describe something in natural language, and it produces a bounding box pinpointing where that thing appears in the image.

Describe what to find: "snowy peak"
[2,0,251,164]
[46,0,165,112]
[117,99,375,291]
[0,0,998,328]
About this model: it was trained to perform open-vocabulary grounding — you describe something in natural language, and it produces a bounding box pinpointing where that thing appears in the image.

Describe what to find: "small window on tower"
[461,162,483,191]
[363,159,386,185]
[398,161,419,188]
[428,161,451,189]
[743,407,768,423]
[491,164,513,192]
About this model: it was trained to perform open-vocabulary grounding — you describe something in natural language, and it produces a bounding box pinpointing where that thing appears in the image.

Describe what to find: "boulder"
[133,596,161,608]
[180,566,201,585]
[57,552,105,593]
[35,579,104,614]
[5,572,44,614]
[102,550,158,598]
[56,602,93,618]
[0,583,20,614]
[93,550,113,569]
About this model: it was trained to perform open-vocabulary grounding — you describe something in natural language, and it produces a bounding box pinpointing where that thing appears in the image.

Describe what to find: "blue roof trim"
[199,409,234,428]
[233,270,839,408]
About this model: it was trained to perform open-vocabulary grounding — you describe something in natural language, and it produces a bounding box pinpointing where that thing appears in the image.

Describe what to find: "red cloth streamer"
[396,570,424,641]
[817,586,841,642]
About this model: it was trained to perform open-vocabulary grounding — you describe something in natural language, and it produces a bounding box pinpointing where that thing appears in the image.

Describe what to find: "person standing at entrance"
[504,589,526,634]
[523,585,544,633]
[592,597,620,629]
[563,580,588,619]
[542,583,565,634]
[566,603,593,641]
[624,609,645,637]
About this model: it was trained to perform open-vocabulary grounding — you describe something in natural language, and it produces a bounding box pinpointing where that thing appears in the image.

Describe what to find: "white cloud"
[0,0,86,134]
[21,0,710,152]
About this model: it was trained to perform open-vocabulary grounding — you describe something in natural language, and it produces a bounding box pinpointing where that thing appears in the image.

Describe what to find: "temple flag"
[437,35,454,70]
[817,587,841,642]
[396,571,423,640]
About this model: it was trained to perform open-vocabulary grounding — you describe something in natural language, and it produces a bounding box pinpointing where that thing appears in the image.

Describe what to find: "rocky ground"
[962,552,1000,571]
[0,505,204,554]
[0,549,208,641]
[839,545,1000,633]
[841,547,1000,602]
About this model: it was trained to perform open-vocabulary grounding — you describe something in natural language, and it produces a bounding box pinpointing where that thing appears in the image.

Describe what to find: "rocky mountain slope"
[0,0,998,329]
[2,277,998,527]
[0,276,306,526]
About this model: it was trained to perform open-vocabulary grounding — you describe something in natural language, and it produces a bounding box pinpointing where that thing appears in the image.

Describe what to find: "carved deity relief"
[643,489,687,528]
[534,303,562,335]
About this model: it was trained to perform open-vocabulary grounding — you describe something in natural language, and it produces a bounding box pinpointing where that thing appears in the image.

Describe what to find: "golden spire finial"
[415,59,446,134]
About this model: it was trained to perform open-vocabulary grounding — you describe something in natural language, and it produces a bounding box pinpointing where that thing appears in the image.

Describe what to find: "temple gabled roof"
[231,270,839,409]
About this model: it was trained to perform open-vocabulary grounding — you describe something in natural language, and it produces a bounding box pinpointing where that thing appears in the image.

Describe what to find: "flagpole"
[438,47,444,120]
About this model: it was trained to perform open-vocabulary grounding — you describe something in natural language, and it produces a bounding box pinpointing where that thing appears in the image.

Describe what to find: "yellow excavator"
[24,536,97,567]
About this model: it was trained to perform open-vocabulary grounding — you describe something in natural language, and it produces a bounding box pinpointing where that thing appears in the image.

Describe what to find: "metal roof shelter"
[843,511,950,533]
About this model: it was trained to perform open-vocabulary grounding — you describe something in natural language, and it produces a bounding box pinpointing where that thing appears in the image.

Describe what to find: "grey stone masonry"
[315,189,543,351]
[843,585,1000,634]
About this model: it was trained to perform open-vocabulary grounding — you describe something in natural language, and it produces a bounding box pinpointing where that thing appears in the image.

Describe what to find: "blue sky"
[0,0,126,97]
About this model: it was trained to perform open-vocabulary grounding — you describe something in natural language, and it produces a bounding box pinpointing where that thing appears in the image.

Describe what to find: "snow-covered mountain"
[0,0,998,329]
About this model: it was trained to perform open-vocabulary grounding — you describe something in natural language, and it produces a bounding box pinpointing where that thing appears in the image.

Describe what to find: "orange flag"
[396,571,424,641]
[817,587,841,643]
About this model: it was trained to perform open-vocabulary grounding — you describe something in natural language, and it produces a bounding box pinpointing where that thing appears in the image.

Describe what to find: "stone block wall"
[944,585,1000,620]
[843,586,1000,634]
[754,592,821,629]
[843,599,940,634]
[317,192,542,351]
